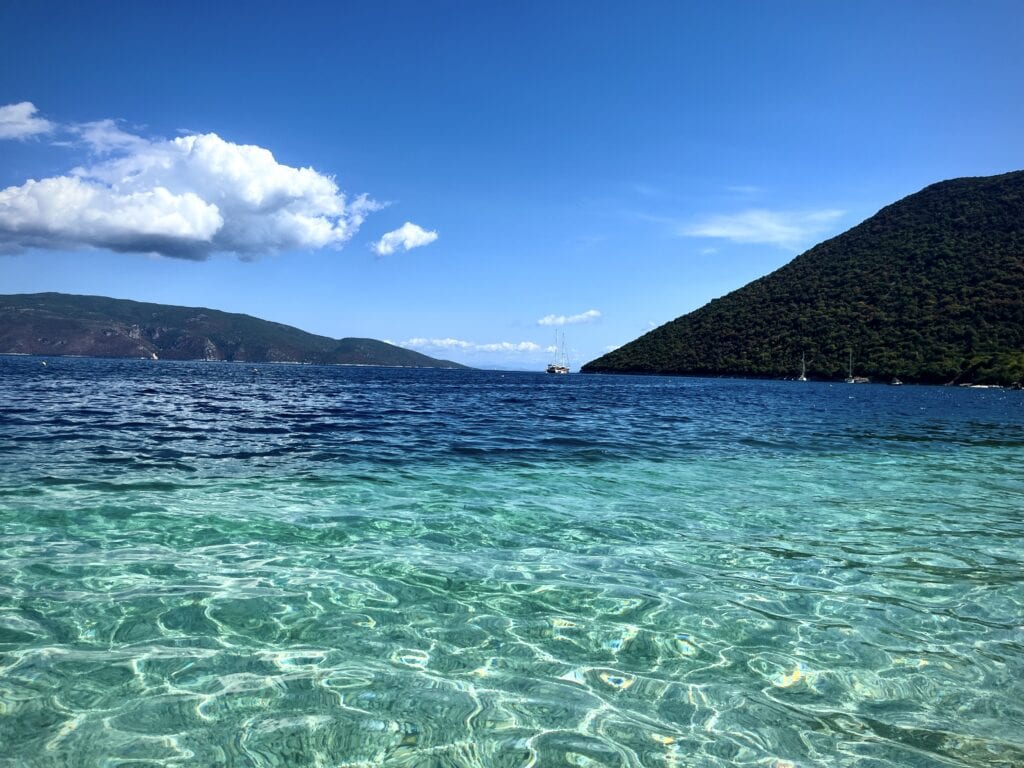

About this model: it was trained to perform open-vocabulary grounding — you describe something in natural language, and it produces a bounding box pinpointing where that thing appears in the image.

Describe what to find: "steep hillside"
[583,171,1024,384]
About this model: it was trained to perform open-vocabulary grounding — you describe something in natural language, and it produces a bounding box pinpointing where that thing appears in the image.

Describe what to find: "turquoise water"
[1,357,1022,767]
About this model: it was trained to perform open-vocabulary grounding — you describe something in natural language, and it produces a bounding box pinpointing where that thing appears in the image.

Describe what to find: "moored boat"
[546,330,570,374]
[845,350,868,383]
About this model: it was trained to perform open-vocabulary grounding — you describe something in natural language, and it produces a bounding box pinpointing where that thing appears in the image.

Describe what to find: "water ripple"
[1,356,1023,766]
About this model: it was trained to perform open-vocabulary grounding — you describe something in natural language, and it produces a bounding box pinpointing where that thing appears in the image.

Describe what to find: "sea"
[1,355,1022,768]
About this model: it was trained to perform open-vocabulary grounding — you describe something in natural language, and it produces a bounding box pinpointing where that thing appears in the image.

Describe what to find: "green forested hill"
[583,171,1024,384]
[0,293,469,369]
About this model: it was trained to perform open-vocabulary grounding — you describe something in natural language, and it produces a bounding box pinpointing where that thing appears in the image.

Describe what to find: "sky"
[1,1,1022,369]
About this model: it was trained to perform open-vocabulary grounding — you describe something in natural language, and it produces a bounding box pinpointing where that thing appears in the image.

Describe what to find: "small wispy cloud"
[0,102,54,140]
[726,185,760,196]
[683,208,844,249]
[74,119,149,153]
[401,338,541,354]
[537,309,601,326]
[372,222,438,256]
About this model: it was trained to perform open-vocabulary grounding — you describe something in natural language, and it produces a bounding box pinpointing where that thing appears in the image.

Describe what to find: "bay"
[1,356,1022,767]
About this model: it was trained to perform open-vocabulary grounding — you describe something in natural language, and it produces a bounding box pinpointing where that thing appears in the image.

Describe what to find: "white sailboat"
[845,350,868,383]
[546,330,569,374]
[798,352,808,382]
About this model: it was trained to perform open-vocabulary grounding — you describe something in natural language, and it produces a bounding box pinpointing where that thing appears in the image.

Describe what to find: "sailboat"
[845,350,868,383]
[546,330,569,374]
[798,353,808,382]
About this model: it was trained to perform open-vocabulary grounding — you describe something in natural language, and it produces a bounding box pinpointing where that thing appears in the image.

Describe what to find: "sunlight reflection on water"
[1,357,1023,766]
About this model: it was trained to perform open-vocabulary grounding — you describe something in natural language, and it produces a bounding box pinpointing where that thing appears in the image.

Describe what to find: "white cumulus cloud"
[683,208,844,249]
[537,309,601,326]
[372,221,438,256]
[401,338,541,354]
[0,119,380,259]
[478,341,542,353]
[0,102,54,140]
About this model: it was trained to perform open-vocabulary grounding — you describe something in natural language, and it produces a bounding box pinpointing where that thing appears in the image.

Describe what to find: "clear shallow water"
[1,357,1022,768]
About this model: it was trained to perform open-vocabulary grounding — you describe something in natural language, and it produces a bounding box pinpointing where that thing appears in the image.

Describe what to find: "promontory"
[583,171,1024,384]
[0,293,469,369]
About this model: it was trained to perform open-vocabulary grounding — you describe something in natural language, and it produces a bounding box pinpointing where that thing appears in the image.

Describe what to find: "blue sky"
[1,1,1021,369]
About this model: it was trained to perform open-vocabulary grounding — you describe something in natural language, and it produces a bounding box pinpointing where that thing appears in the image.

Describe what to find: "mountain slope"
[583,171,1024,384]
[0,293,469,368]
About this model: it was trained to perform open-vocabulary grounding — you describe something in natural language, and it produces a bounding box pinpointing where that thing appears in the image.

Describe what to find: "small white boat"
[797,352,808,382]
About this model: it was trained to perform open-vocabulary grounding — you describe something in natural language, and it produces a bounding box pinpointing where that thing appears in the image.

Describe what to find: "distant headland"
[0,292,470,369]
[583,171,1024,385]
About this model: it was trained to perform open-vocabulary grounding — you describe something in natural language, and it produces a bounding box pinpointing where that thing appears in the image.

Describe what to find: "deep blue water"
[1,356,1022,767]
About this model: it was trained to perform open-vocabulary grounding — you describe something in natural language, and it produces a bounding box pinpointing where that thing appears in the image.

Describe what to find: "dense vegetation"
[0,293,469,369]
[583,171,1024,384]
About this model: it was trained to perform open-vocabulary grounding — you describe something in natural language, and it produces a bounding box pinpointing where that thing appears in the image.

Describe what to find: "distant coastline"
[0,292,471,370]
[0,352,473,371]
[578,367,1021,389]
